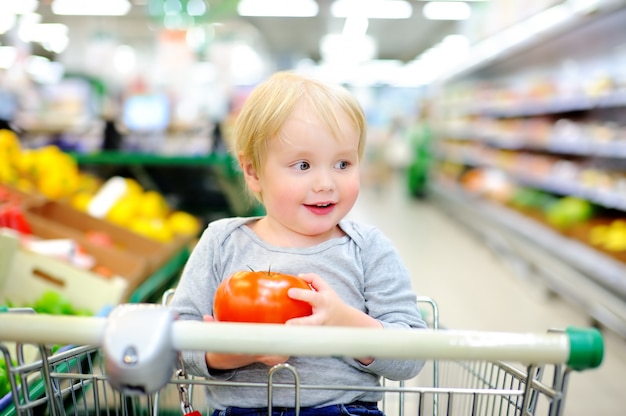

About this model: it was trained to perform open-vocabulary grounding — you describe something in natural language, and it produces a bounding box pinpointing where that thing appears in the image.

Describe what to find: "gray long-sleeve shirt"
[169,217,427,410]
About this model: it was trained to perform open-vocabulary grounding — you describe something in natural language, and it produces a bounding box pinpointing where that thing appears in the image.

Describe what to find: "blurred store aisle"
[348,174,626,416]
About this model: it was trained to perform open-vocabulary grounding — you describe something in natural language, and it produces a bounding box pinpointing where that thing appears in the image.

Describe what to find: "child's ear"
[238,153,262,194]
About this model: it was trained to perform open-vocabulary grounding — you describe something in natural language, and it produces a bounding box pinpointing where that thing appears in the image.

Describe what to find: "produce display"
[507,187,559,213]
[0,186,31,234]
[451,170,626,263]
[0,129,95,199]
[505,187,596,232]
[82,176,200,243]
[544,196,594,230]
[214,270,313,324]
[32,290,92,316]
[0,128,201,243]
[433,52,626,269]
[589,220,626,252]
[2,290,93,316]
[0,128,201,313]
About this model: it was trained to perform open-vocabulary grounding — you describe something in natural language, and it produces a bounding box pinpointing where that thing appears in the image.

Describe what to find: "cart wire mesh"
[0,296,602,416]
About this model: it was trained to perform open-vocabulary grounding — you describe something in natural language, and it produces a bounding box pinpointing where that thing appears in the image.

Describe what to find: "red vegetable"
[0,203,31,234]
[214,270,313,324]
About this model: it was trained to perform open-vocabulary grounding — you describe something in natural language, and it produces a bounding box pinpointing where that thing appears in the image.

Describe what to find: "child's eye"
[335,160,349,170]
[295,161,310,170]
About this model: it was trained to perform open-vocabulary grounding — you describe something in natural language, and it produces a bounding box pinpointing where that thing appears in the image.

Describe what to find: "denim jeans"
[211,401,384,416]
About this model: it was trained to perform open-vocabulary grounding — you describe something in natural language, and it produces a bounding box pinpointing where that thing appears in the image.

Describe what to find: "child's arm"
[285,273,381,365]
[205,352,289,369]
[201,315,289,369]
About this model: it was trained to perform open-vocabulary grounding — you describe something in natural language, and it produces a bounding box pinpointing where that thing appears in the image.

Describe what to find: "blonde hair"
[232,71,367,196]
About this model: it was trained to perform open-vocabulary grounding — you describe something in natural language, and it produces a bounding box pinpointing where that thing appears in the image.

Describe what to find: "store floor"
[348,174,626,415]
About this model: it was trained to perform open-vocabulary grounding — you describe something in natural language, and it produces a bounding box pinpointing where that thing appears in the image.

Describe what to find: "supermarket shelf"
[437,151,626,211]
[462,90,626,118]
[430,181,626,339]
[70,151,261,217]
[514,176,626,211]
[441,131,626,158]
[436,0,626,84]
[70,151,237,171]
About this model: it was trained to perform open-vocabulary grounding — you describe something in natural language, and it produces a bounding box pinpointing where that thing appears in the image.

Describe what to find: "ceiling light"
[331,0,412,19]
[19,22,70,53]
[343,16,369,37]
[52,0,131,16]
[320,34,377,63]
[423,1,471,20]
[0,0,39,15]
[237,0,318,17]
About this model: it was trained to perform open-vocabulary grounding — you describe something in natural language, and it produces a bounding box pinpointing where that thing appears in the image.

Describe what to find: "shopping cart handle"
[0,305,606,374]
[566,326,604,371]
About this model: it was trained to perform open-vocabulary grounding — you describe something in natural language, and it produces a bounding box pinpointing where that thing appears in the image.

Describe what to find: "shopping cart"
[0,296,603,416]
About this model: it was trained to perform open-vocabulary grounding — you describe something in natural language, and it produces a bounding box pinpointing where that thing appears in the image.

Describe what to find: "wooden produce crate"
[22,199,192,279]
[0,229,129,314]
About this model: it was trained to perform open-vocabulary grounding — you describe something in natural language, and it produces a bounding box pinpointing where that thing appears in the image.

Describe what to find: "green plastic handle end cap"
[566,326,604,371]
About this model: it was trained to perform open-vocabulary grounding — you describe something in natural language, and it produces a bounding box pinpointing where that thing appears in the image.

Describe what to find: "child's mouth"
[305,203,335,214]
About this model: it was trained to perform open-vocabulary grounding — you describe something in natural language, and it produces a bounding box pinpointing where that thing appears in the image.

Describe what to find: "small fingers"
[259,355,290,366]
[288,287,316,303]
[285,314,321,326]
[298,273,328,291]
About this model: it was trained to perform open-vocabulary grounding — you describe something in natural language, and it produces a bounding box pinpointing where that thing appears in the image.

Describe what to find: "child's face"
[246,101,360,245]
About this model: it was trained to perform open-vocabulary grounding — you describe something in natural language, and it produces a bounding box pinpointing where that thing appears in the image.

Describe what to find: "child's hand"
[255,355,290,366]
[203,315,289,367]
[286,273,381,365]
[285,272,344,326]
[286,273,381,329]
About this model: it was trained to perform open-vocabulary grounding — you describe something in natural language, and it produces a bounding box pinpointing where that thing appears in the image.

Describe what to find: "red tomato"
[213,271,313,324]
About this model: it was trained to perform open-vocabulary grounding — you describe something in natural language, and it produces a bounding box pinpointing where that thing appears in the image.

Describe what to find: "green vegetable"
[32,290,75,315]
[3,290,94,320]
[0,358,17,398]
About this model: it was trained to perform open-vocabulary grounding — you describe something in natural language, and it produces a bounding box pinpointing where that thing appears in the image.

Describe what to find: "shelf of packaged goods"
[434,149,626,212]
[513,176,626,211]
[429,180,626,339]
[69,151,262,217]
[462,90,626,119]
[439,129,626,158]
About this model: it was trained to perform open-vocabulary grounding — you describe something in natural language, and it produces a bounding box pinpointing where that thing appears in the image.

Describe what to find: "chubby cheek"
[264,175,303,206]
[343,179,360,206]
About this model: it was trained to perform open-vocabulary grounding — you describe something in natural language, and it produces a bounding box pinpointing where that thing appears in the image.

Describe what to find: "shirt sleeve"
[168,224,236,380]
[354,226,428,380]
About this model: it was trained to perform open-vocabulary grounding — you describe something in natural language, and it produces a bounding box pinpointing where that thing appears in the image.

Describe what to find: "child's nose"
[313,170,335,192]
